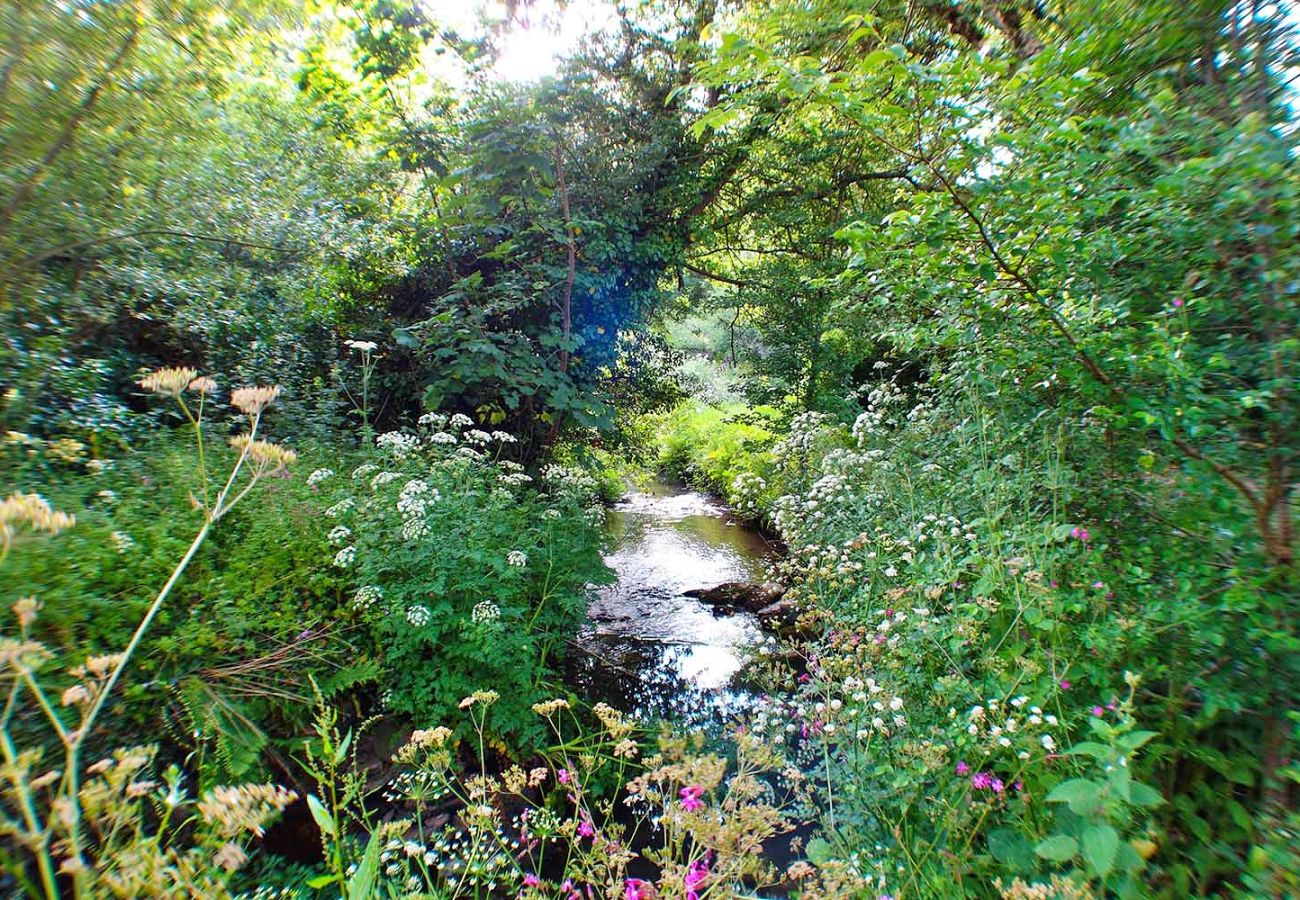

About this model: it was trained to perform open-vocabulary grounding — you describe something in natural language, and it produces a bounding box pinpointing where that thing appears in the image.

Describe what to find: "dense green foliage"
[0,0,1296,897]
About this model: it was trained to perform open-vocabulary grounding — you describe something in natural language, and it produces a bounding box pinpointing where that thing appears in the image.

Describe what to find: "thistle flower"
[230,385,281,416]
[139,367,198,396]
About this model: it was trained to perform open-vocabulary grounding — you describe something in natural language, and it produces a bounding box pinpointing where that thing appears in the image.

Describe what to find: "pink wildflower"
[685,858,710,900]
[1060,679,1071,690]
[680,785,705,812]
[625,878,653,900]
[577,818,595,839]
[991,778,1005,794]
[1091,705,1104,716]
[971,772,993,790]
[558,769,571,784]
[956,761,970,775]
[523,873,541,888]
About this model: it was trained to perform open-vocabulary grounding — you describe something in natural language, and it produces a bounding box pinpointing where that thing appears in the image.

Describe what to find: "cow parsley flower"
[472,601,501,623]
[306,468,334,486]
[506,550,528,567]
[353,585,383,610]
[324,498,354,518]
[332,546,356,568]
[406,605,431,627]
[328,525,352,545]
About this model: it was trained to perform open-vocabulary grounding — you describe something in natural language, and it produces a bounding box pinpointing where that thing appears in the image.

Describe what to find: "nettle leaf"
[1082,824,1120,877]
[1035,834,1079,862]
[1047,778,1104,815]
[1128,782,1165,807]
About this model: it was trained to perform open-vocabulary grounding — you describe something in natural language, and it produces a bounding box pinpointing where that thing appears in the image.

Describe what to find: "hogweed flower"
[230,385,281,416]
[139,367,198,397]
[188,376,218,396]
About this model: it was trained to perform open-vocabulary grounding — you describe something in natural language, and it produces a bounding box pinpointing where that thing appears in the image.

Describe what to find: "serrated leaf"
[1035,834,1078,861]
[1047,778,1103,815]
[1067,741,1112,760]
[1128,781,1164,807]
[1082,824,1119,877]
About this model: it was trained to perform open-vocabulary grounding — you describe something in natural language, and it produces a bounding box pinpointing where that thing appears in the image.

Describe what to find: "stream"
[563,480,778,730]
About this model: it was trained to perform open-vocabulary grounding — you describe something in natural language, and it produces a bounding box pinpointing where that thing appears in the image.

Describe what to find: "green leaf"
[306,874,339,889]
[1067,741,1112,760]
[1118,730,1158,751]
[1035,834,1079,861]
[347,829,382,898]
[1128,782,1164,808]
[306,794,336,838]
[989,827,1035,871]
[1082,824,1120,877]
[1047,778,1103,815]
[805,837,834,865]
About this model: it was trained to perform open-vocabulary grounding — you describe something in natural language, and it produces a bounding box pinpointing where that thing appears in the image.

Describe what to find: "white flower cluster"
[371,471,402,489]
[541,464,598,502]
[352,463,379,480]
[851,382,905,446]
[396,479,437,541]
[353,585,383,611]
[471,601,501,623]
[730,471,767,516]
[306,467,334,486]
[772,411,838,463]
[964,698,1058,760]
[506,550,527,567]
[324,497,355,518]
[333,546,356,568]
[376,431,418,460]
[418,411,447,428]
[405,604,431,627]
[328,525,352,545]
[111,531,134,554]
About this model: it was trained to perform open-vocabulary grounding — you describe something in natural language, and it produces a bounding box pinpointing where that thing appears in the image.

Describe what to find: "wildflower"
[1172,297,1184,307]
[429,431,457,445]
[189,376,218,396]
[507,550,528,567]
[324,498,354,518]
[345,339,378,352]
[306,468,334,486]
[680,785,705,812]
[684,858,710,900]
[327,525,352,545]
[111,531,134,554]
[1059,679,1071,690]
[197,784,297,838]
[522,873,541,888]
[1091,705,1104,717]
[1,492,75,539]
[532,698,570,716]
[213,841,248,872]
[406,605,431,627]
[353,585,383,611]
[625,878,654,900]
[230,385,281,416]
[1070,527,1090,542]
[332,546,356,568]
[991,778,1005,794]
[577,819,595,839]
[1041,734,1057,752]
[971,772,994,790]
[956,761,970,775]
[557,768,572,784]
[472,601,501,623]
[448,413,473,428]
[139,367,198,396]
[458,690,499,708]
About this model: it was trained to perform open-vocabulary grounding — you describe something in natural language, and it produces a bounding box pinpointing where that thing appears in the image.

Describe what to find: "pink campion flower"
[558,769,571,784]
[971,772,994,790]
[1060,679,1071,690]
[625,878,653,900]
[956,761,970,775]
[991,778,1005,794]
[680,785,705,812]
[523,873,541,888]
[1070,527,1089,541]
[1092,705,1105,717]
[685,858,710,900]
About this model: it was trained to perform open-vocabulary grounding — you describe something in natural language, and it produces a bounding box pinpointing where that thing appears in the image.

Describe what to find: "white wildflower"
[506,550,528,568]
[332,546,356,568]
[306,468,334,486]
[406,605,431,627]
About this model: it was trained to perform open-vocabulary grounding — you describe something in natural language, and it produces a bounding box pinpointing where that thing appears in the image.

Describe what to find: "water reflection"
[565,482,777,729]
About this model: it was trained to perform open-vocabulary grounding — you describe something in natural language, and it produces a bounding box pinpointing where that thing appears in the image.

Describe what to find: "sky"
[422,0,618,83]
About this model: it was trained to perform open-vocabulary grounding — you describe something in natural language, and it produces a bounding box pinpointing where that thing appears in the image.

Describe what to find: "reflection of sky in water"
[565,486,777,727]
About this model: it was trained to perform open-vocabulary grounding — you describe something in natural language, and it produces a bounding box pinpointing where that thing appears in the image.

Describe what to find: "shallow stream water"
[563,480,778,729]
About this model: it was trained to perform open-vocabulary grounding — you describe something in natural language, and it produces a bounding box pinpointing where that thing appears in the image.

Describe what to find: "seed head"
[139,367,198,396]
[230,385,281,416]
